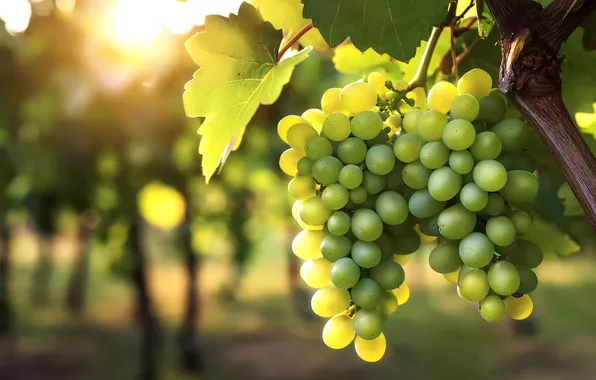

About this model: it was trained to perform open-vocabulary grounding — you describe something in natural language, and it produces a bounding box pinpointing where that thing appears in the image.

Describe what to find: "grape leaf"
[250,0,328,49]
[475,0,495,39]
[183,2,311,182]
[332,43,391,75]
[557,183,585,217]
[301,0,452,62]
[524,212,580,257]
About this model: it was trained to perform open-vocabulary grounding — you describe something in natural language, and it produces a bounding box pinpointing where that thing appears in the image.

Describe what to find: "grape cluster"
[278,68,542,362]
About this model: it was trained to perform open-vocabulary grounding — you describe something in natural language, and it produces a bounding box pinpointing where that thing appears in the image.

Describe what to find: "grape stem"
[277,23,314,63]
[485,0,596,230]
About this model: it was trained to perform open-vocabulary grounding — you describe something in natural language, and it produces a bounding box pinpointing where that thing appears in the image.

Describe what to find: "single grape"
[375,191,408,225]
[516,265,538,294]
[321,88,345,115]
[420,141,450,169]
[401,161,431,189]
[428,81,458,114]
[504,294,533,320]
[351,240,382,268]
[442,119,476,151]
[313,156,343,186]
[351,209,383,242]
[387,114,402,131]
[509,240,543,268]
[327,211,351,236]
[438,204,477,240]
[330,257,361,289]
[479,295,506,323]
[371,260,405,290]
[321,184,350,210]
[305,136,333,161]
[429,242,462,274]
[459,232,495,268]
[301,258,333,288]
[486,216,516,246]
[392,283,410,305]
[353,309,384,340]
[385,164,405,190]
[351,111,383,140]
[418,215,440,237]
[287,123,318,153]
[470,131,502,160]
[279,148,303,176]
[300,196,332,226]
[322,112,351,141]
[311,285,351,317]
[483,193,506,216]
[322,315,355,349]
[477,94,506,124]
[297,157,314,176]
[403,109,423,134]
[499,170,538,204]
[418,109,448,141]
[428,167,462,201]
[450,94,480,121]
[366,130,389,148]
[473,159,508,192]
[449,150,475,174]
[393,133,423,163]
[362,171,386,195]
[376,291,399,315]
[510,210,532,234]
[491,119,529,152]
[392,229,421,255]
[351,278,383,308]
[354,334,386,363]
[292,229,323,260]
[337,137,368,164]
[457,68,492,100]
[321,233,352,261]
[302,108,326,133]
[368,71,387,94]
[459,182,489,211]
[288,176,316,201]
[337,165,363,190]
[488,260,520,296]
[278,115,308,143]
[366,145,396,175]
[341,82,377,114]
[350,186,368,204]
[408,188,446,218]
[458,268,490,301]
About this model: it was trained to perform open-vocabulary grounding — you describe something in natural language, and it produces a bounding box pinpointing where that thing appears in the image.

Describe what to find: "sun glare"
[112,0,163,47]
[0,0,32,34]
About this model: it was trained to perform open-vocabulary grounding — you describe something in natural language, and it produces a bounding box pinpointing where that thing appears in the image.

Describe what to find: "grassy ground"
[2,236,596,380]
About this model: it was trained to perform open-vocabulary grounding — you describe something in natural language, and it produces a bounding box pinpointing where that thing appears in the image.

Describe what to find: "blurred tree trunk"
[223,188,251,302]
[31,237,53,307]
[0,216,12,336]
[65,214,94,315]
[128,214,162,380]
[177,211,203,374]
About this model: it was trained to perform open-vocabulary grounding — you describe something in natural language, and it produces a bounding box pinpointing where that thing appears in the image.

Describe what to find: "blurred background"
[0,1,595,379]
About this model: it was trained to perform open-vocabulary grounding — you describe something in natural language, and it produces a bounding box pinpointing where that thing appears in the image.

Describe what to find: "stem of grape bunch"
[277,23,314,62]
[484,0,596,230]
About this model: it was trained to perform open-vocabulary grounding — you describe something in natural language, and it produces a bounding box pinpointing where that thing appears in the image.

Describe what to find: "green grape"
[366,145,396,175]
[355,334,386,363]
[366,130,390,148]
[375,233,396,259]
[297,157,314,176]
[469,132,502,160]
[428,167,462,201]
[418,109,448,141]
[419,215,440,237]
[438,204,477,240]
[277,115,307,143]
[376,291,398,315]
[299,196,332,226]
[305,136,333,161]
[473,159,508,192]
[420,141,450,169]
[403,109,423,134]
[509,240,543,268]
[516,265,538,294]
[321,233,352,261]
[510,210,532,234]
[351,111,383,140]
[288,176,317,201]
[351,209,383,242]
[459,182,489,211]
[375,191,408,225]
[338,165,363,190]
[321,184,350,210]
[353,309,384,340]
[287,123,318,153]
[487,261,520,296]
[302,109,325,132]
[351,278,383,308]
[371,260,405,290]
[504,294,533,320]
[450,94,480,122]
[442,119,476,151]
[491,119,529,152]
[402,161,431,189]
[459,232,495,268]
[368,71,387,94]
[486,216,516,246]
[322,112,351,141]
[327,211,351,236]
[311,285,351,317]
[362,171,386,195]
[322,315,355,350]
[301,258,333,288]
[279,148,303,176]
[393,134,423,163]
[350,186,368,204]
[458,268,490,301]
[499,170,538,204]
[292,229,323,260]
[385,164,405,190]
[473,121,488,133]
[341,82,377,114]
[449,150,475,174]
[477,94,506,124]
[393,229,421,255]
[330,257,361,289]
[408,188,446,218]
[483,193,506,216]
[427,81,458,113]
[479,295,506,323]
[429,242,462,273]
[351,240,382,268]
[313,156,343,186]
[387,114,402,130]
[337,137,368,164]
[457,68,492,100]
[321,88,345,115]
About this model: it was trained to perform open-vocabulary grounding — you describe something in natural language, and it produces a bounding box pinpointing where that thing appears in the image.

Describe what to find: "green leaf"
[524,212,580,257]
[332,43,392,75]
[302,0,452,62]
[183,2,311,182]
[581,14,596,51]
[557,183,585,217]
[475,0,495,39]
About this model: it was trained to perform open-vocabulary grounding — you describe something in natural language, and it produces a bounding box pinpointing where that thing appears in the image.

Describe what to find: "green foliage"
[557,183,584,217]
[183,2,311,182]
[475,0,495,39]
[399,30,451,81]
[581,14,596,51]
[301,0,451,62]
[524,212,580,257]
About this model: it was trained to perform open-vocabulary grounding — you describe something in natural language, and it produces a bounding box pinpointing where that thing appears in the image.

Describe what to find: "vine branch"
[485,0,596,229]
[277,23,314,62]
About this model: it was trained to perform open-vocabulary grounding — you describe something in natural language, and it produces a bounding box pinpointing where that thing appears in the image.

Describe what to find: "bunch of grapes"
[277,67,543,362]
